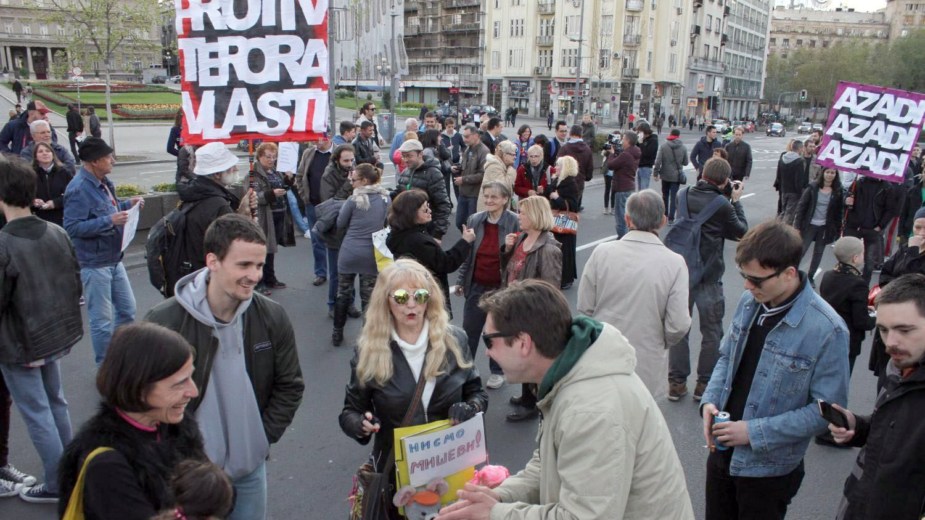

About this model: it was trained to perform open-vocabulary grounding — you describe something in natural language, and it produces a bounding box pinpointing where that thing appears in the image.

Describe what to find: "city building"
[884,0,925,39]
[683,0,729,122]
[721,0,771,120]
[481,0,692,124]
[0,2,161,80]
[768,6,889,57]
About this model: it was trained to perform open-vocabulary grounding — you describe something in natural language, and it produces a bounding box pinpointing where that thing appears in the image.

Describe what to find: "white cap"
[194,142,238,176]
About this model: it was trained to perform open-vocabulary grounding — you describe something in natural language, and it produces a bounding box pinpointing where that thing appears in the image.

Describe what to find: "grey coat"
[336,186,391,275]
[653,139,689,183]
[320,162,353,202]
[456,210,520,293]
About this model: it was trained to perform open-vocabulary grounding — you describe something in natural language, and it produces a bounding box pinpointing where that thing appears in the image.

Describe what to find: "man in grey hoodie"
[145,214,304,520]
[774,139,808,226]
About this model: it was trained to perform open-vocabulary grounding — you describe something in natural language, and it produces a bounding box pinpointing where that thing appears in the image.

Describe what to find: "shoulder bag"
[62,447,114,520]
[348,369,429,520]
[551,200,579,235]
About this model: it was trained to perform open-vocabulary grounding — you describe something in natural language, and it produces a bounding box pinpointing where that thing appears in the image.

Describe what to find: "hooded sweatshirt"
[174,269,269,479]
[777,151,808,195]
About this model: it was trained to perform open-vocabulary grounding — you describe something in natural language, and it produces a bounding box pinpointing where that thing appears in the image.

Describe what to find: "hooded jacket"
[491,321,695,520]
[177,176,241,274]
[652,139,688,183]
[394,156,452,239]
[477,154,517,212]
[776,151,809,195]
[144,272,305,446]
[320,161,354,202]
[683,181,748,284]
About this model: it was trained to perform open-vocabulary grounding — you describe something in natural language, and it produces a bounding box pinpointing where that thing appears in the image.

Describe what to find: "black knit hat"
[78,137,114,162]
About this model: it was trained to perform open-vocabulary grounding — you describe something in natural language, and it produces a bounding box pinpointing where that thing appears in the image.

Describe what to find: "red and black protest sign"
[175,0,329,145]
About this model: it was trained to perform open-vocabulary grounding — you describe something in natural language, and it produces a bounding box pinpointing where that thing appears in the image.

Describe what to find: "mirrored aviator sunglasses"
[391,288,430,305]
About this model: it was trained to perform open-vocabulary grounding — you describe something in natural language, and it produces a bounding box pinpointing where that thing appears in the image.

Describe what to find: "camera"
[606,132,623,155]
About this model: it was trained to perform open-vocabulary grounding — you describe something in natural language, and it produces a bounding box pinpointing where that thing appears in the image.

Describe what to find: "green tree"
[883,30,925,92]
[51,50,69,80]
[43,0,159,153]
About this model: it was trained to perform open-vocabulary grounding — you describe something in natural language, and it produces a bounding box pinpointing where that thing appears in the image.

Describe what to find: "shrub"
[152,182,177,193]
[115,184,146,197]
[593,133,608,153]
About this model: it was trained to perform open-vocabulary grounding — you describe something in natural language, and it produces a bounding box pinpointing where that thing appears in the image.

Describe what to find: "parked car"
[797,121,812,134]
[712,119,730,134]
[767,122,786,137]
[151,75,167,84]
[468,104,499,119]
[812,123,824,133]
[434,103,459,123]
[167,75,181,84]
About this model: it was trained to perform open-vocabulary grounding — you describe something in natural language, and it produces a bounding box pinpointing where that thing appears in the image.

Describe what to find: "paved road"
[0,126,876,519]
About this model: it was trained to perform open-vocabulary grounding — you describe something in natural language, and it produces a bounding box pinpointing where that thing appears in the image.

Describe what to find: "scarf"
[527,162,546,189]
[350,184,390,211]
[538,316,604,399]
[834,262,862,277]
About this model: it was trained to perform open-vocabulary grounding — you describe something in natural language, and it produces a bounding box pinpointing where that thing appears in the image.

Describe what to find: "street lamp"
[377,58,390,106]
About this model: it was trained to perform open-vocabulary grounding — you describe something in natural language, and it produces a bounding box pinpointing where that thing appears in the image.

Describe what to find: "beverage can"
[714,411,730,451]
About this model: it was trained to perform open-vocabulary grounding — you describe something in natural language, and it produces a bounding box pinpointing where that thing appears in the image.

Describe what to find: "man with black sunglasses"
[699,220,849,520]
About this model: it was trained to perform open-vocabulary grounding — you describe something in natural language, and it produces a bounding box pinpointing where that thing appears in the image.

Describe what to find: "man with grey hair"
[20,120,76,174]
[578,189,691,399]
[390,117,419,159]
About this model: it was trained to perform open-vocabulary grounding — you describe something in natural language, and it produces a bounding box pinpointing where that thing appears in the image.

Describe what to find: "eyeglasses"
[391,288,430,305]
[482,331,513,350]
[504,152,517,157]
[738,268,785,288]
[369,107,377,111]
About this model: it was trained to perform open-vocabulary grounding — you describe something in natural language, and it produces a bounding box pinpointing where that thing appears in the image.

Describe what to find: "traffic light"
[799,89,807,101]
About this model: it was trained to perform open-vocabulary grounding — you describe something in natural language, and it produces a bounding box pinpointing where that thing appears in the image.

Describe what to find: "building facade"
[0,2,160,81]
[721,0,770,119]
[683,0,728,122]
[884,0,925,40]
[768,7,889,57]
[481,0,692,124]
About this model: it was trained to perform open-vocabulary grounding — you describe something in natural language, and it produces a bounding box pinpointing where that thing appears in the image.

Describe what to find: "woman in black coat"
[547,155,580,289]
[794,166,844,285]
[31,141,73,226]
[59,323,205,519]
[386,190,474,306]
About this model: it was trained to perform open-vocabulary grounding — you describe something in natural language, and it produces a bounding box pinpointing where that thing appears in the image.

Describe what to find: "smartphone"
[817,399,849,429]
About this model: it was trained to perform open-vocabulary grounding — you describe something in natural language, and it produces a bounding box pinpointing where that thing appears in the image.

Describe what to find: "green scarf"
[537,316,604,400]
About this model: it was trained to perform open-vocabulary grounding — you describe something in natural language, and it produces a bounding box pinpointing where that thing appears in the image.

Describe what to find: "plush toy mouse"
[469,465,510,488]
[393,478,449,520]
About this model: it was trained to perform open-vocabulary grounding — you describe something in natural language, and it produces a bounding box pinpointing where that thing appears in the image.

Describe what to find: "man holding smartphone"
[700,220,849,520]
[828,273,925,519]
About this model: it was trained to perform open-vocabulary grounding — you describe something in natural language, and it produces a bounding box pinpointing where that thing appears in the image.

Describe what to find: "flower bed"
[111,103,179,119]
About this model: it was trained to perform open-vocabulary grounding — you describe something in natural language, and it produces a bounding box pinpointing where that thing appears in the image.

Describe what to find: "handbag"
[551,200,579,235]
[673,148,688,185]
[62,447,114,520]
[372,227,394,272]
[348,369,429,520]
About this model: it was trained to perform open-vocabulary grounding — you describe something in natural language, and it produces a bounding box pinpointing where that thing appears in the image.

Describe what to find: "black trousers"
[705,449,804,520]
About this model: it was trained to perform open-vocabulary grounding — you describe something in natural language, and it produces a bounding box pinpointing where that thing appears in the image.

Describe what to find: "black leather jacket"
[0,216,83,364]
[683,181,748,284]
[339,326,488,471]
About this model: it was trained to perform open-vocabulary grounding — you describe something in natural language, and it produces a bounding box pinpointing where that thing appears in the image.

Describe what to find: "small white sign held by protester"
[402,413,487,487]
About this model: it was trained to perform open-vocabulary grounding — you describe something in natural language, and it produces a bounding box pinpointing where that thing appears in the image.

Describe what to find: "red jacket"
[514,163,549,198]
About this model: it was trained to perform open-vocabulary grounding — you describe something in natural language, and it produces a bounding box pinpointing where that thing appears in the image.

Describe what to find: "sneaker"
[693,381,707,401]
[0,479,21,498]
[19,483,58,504]
[347,306,362,319]
[312,276,327,286]
[506,406,539,422]
[486,374,505,389]
[0,464,36,487]
[668,381,688,401]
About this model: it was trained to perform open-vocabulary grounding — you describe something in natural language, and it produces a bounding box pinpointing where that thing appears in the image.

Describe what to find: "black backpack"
[145,201,200,297]
[664,187,727,288]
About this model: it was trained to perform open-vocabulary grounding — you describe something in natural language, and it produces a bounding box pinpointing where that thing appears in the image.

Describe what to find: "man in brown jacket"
[605,132,641,238]
[453,124,489,230]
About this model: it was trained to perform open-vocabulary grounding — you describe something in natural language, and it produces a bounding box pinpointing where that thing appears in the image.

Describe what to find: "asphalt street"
[0,119,880,519]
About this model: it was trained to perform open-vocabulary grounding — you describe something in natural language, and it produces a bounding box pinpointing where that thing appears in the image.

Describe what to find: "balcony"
[534,66,551,76]
[623,33,641,46]
[724,5,731,17]
[691,24,701,36]
[404,0,418,11]
[406,25,422,35]
[538,0,555,14]
[447,0,481,7]
[536,35,554,46]
[626,0,643,11]
[445,21,480,32]
[622,67,639,78]
[721,34,729,46]
[690,57,725,74]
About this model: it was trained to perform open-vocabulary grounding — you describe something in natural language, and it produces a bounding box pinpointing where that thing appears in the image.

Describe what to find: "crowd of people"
[0,100,922,520]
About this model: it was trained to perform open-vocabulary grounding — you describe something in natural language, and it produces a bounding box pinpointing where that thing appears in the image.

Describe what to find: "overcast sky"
[774,0,886,12]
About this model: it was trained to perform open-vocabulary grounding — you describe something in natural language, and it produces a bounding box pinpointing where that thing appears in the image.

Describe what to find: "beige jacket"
[491,323,695,520]
[477,154,516,212]
[576,231,690,400]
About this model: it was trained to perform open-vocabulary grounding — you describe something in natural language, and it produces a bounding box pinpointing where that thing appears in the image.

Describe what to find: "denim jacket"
[701,281,849,478]
[63,168,131,269]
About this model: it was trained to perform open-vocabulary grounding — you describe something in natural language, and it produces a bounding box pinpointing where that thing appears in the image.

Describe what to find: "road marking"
[741,192,755,199]
[577,235,618,251]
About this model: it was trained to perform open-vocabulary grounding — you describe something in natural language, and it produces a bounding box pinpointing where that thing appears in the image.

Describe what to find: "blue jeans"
[661,181,681,221]
[637,167,653,191]
[286,190,309,234]
[81,263,136,364]
[0,361,72,493]
[228,460,267,520]
[462,283,503,375]
[456,195,479,230]
[304,204,327,278]
[613,191,632,238]
[669,281,725,384]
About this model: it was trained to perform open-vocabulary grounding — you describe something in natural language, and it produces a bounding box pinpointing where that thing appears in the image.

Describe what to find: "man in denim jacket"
[63,138,144,364]
[700,220,849,520]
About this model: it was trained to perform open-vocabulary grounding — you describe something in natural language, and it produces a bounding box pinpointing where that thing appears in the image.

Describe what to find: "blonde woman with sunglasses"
[339,260,487,516]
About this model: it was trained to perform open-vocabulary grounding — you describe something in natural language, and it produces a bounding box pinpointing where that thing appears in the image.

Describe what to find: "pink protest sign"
[816,81,925,184]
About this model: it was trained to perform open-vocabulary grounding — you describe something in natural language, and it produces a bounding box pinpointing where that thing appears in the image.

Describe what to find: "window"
[647,50,652,71]
[796,39,802,46]
[623,50,638,69]
[538,49,553,68]
[601,15,613,36]
[671,21,679,40]
[493,21,500,38]
[649,17,655,38]
[599,48,611,69]
[540,18,555,36]
[706,15,713,32]
[56,24,65,36]
[492,51,500,69]
[39,24,47,36]
[510,19,524,37]
[566,15,580,36]
[714,17,720,33]
[769,37,776,46]
[651,0,656,8]
[703,44,709,58]
[21,23,30,34]
[670,52,677,73]
[625,15,639,34]
[561,48,578,67]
